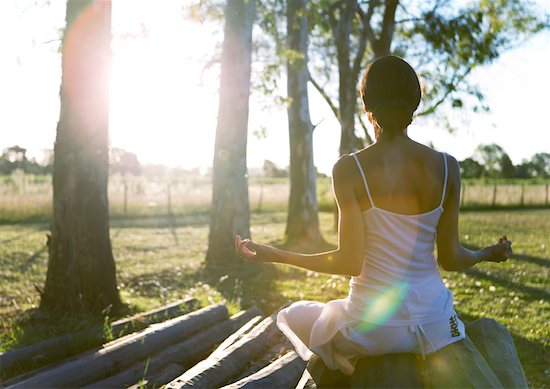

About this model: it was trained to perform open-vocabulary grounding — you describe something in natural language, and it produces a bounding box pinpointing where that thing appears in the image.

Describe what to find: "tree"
[206,0,255,268]
[459,157,483,179]
[530,153,550,178]
[500,153,516,179]
[41,0,121,313]
[110,148,141,176]
[308,0,547,155]
[285,0,323,245]
[474,143,510,178]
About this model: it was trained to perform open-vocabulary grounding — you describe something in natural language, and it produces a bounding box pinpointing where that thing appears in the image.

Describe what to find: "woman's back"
[352,138,448,216]
[348,141,452,325]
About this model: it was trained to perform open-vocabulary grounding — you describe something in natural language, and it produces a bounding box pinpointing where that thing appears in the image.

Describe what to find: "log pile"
[1,300,308,389]
[1,299,527,389]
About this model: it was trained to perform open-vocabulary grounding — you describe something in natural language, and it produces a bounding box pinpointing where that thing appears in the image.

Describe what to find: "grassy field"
[0,207,548,386]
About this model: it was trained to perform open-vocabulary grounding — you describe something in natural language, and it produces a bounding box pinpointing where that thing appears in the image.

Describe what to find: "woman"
[235,55,512,377]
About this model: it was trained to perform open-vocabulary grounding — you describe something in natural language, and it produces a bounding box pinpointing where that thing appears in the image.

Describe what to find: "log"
[0,298,198,378]
[86,306,263,388]
[307,336,506,388]
[231,335,291,381]
[209,315,263,358]
[166,311,282,388]
[465,318,528,388]
[221,351,306,389]
[424,336,502,387]
[6,303,227,388]
[143,308,264,388]
[294,369,315,389]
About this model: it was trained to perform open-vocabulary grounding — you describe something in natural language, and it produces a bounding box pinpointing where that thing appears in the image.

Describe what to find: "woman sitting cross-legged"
[235,55,514,386]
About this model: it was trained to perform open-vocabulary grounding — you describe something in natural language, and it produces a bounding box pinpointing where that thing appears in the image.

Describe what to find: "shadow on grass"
[462,243,550,301]
[464,267,550,301]
[512,253,550,269]
[18,245,47,272]
[119,266,200,299]
[199,236,338,315]
[109,212,210,230]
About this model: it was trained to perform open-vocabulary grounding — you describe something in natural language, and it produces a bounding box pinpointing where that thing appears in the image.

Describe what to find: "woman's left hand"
[235,235,275,263]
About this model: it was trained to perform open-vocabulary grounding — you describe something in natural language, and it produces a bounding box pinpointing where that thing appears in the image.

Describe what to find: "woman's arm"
[236,155,366,276]
[436,156,512,271]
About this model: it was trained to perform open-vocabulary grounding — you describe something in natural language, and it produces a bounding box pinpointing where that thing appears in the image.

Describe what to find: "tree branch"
[375,0,398,56]
[417,67,473,117]
[352,2,374,77]
[308,70,340,121]
[357,1,376,49]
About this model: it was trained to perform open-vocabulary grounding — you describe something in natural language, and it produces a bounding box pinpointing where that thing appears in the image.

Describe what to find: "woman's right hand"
[484,236,513,263]
[235,235,276,263]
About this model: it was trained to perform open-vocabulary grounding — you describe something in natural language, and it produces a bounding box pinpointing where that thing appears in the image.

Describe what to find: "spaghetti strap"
[440,152,448,207]
[352,153,375,207]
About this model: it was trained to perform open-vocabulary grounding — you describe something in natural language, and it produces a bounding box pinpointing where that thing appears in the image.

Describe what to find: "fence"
[0,174,549,222]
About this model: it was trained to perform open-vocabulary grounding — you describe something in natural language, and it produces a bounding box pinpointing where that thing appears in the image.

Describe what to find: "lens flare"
[357,282,408,332]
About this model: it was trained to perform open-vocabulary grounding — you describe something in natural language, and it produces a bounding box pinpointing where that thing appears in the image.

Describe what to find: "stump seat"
[307,318,528,388]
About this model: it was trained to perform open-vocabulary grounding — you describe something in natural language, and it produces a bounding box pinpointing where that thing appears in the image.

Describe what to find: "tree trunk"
[285,0,323,245]
[41,0,120,313]
[334,1,363,156]
[206,0,255,268]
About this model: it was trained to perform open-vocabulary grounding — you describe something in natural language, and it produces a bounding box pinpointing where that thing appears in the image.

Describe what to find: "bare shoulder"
[444,153,461,182]
[332,154,356,181]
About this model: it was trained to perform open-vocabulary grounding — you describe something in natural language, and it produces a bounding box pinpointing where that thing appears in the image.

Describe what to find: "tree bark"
[41,0,120,313]
[285,0,323,245]
[206,0,255,267]
[331,1,364,156]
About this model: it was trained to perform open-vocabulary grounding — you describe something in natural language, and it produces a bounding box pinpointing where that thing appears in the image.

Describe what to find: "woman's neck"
[375,128,409,143]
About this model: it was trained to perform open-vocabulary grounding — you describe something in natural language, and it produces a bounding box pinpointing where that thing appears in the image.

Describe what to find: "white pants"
[277,300,466,375]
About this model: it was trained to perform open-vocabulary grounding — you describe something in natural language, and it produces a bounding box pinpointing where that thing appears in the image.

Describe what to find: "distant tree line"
[3,143,549,180]
[0,145,53,175]
[460,144,550,179]
[0,146,142,176]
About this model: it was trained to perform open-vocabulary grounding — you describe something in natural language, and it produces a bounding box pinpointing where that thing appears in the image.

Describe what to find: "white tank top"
[348,152,455,326]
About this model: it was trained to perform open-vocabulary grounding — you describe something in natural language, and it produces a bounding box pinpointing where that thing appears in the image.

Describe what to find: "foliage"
[467,144,550,179]
[306,0,548,141]
[0,146,52,175]
[110,148,141,176]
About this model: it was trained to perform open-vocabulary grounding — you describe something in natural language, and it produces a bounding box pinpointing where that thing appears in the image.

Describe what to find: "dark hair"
[359,55,421,137]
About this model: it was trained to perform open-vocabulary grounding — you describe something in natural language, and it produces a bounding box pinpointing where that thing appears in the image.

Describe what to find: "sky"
[1,0,549,175]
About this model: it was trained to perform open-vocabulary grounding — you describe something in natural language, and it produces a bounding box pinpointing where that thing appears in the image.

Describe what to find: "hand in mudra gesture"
[235,235,275,263]
[486,236,513,263]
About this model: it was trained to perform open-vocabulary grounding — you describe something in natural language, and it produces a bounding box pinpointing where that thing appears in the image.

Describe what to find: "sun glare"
[109,0,219,170]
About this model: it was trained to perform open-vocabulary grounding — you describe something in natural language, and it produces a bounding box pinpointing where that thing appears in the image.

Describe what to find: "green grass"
[0,209,548,387]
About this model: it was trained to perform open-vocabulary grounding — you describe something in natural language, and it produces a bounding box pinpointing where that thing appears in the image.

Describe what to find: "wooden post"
[123,180,128,214]
[461,183,466,208]
[257,182,264,213]
[492,183,497,207]
[520,183,525,207]
[167,183,172,215]
[545,183,548,206]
